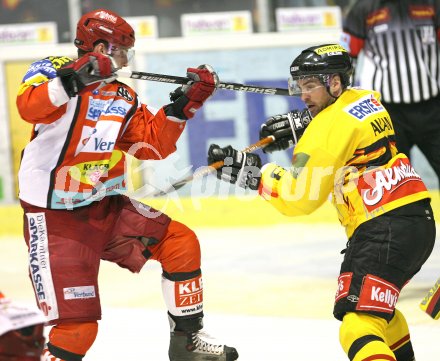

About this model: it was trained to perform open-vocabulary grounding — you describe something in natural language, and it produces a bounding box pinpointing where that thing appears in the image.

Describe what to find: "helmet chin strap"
[327,89,339,100]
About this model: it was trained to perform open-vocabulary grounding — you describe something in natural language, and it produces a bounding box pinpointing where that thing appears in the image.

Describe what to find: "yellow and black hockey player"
[208,44,436,361]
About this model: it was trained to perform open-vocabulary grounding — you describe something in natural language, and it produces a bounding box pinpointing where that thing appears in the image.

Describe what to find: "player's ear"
[330,74,342,97]
[93,42,108,55]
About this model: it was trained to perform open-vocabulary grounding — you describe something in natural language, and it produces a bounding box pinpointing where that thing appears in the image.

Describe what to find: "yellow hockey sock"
[340,312,396,361]
[385,309,414,361]
[353,341,396,361]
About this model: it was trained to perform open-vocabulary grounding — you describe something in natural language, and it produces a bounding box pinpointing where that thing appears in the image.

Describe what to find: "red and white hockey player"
[16,8,238,361]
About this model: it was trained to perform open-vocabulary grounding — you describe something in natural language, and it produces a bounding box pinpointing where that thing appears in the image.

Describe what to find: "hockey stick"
[117,70,291,96]
[419,277,440,319]
[152,135,275,197]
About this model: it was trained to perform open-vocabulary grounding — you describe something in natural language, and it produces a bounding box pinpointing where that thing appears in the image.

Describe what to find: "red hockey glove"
[207,144,262,190]
[259,109,312,153]
[165,64,219,120]
[57,52,116,97]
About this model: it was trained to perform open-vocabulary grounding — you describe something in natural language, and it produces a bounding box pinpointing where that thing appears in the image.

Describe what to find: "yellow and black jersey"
[259,88,430,237]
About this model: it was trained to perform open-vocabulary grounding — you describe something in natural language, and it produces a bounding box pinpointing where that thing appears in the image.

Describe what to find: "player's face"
[298,77,334,117]
[94,42,134,69]
[108,44,134,68]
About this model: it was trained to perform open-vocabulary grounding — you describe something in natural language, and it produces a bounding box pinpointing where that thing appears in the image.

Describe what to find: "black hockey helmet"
[288,44,353,95]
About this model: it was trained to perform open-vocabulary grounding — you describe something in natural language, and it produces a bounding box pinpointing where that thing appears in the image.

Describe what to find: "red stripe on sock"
[362,355,396,361]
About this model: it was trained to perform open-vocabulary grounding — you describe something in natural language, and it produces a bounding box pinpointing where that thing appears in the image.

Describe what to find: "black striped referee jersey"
[341,0,440,104]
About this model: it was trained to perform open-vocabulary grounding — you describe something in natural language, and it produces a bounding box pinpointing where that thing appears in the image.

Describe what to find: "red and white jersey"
[17,56,186,209]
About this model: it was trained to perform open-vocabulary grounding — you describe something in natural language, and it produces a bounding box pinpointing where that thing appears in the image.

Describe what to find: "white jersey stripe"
[19,99,78,208]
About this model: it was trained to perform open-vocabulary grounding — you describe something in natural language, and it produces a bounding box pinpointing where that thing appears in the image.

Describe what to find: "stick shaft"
[117,70,290,96]
[155,136,274,196]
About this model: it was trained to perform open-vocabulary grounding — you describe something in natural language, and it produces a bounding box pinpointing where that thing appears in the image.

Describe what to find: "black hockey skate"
[168,314,239,361]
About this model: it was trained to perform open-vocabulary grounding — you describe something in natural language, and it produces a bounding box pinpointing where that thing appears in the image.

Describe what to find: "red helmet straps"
[75,9,135,52]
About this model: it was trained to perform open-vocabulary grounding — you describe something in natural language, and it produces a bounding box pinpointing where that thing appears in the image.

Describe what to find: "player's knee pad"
[386,309,414,361]
[158,221,201,274]
[47,321,98,359]
[339,312,392,360]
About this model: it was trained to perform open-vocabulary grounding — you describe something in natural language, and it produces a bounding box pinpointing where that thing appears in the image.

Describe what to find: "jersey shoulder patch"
[343,93,385,122]
[22,56,73,84]
[115,84,135,102]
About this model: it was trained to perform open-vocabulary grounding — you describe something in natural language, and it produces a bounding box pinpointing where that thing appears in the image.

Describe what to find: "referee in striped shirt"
[341,0,440,188]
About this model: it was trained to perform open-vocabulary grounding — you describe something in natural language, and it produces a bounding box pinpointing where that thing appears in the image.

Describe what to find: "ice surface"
[2,223,439,360]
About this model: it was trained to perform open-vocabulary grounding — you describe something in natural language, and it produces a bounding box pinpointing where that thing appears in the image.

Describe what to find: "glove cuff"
[164,94,191,120]
[57,67,84,98]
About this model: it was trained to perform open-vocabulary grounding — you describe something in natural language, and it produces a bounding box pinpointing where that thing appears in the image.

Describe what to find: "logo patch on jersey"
[78,127,97,147]
[105,104,128,117]
[86,97,131,121]
[63,286,96,300]
[356,275,400,314]
[101,90,117,97]
[86,98,111,121]
[366,8,390,27]
[344,94,384,121]
[68,151,123,185]
[335,272,353,302]
[77,121,121,154]
[358,157,427,211]
[117,86,133,101]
